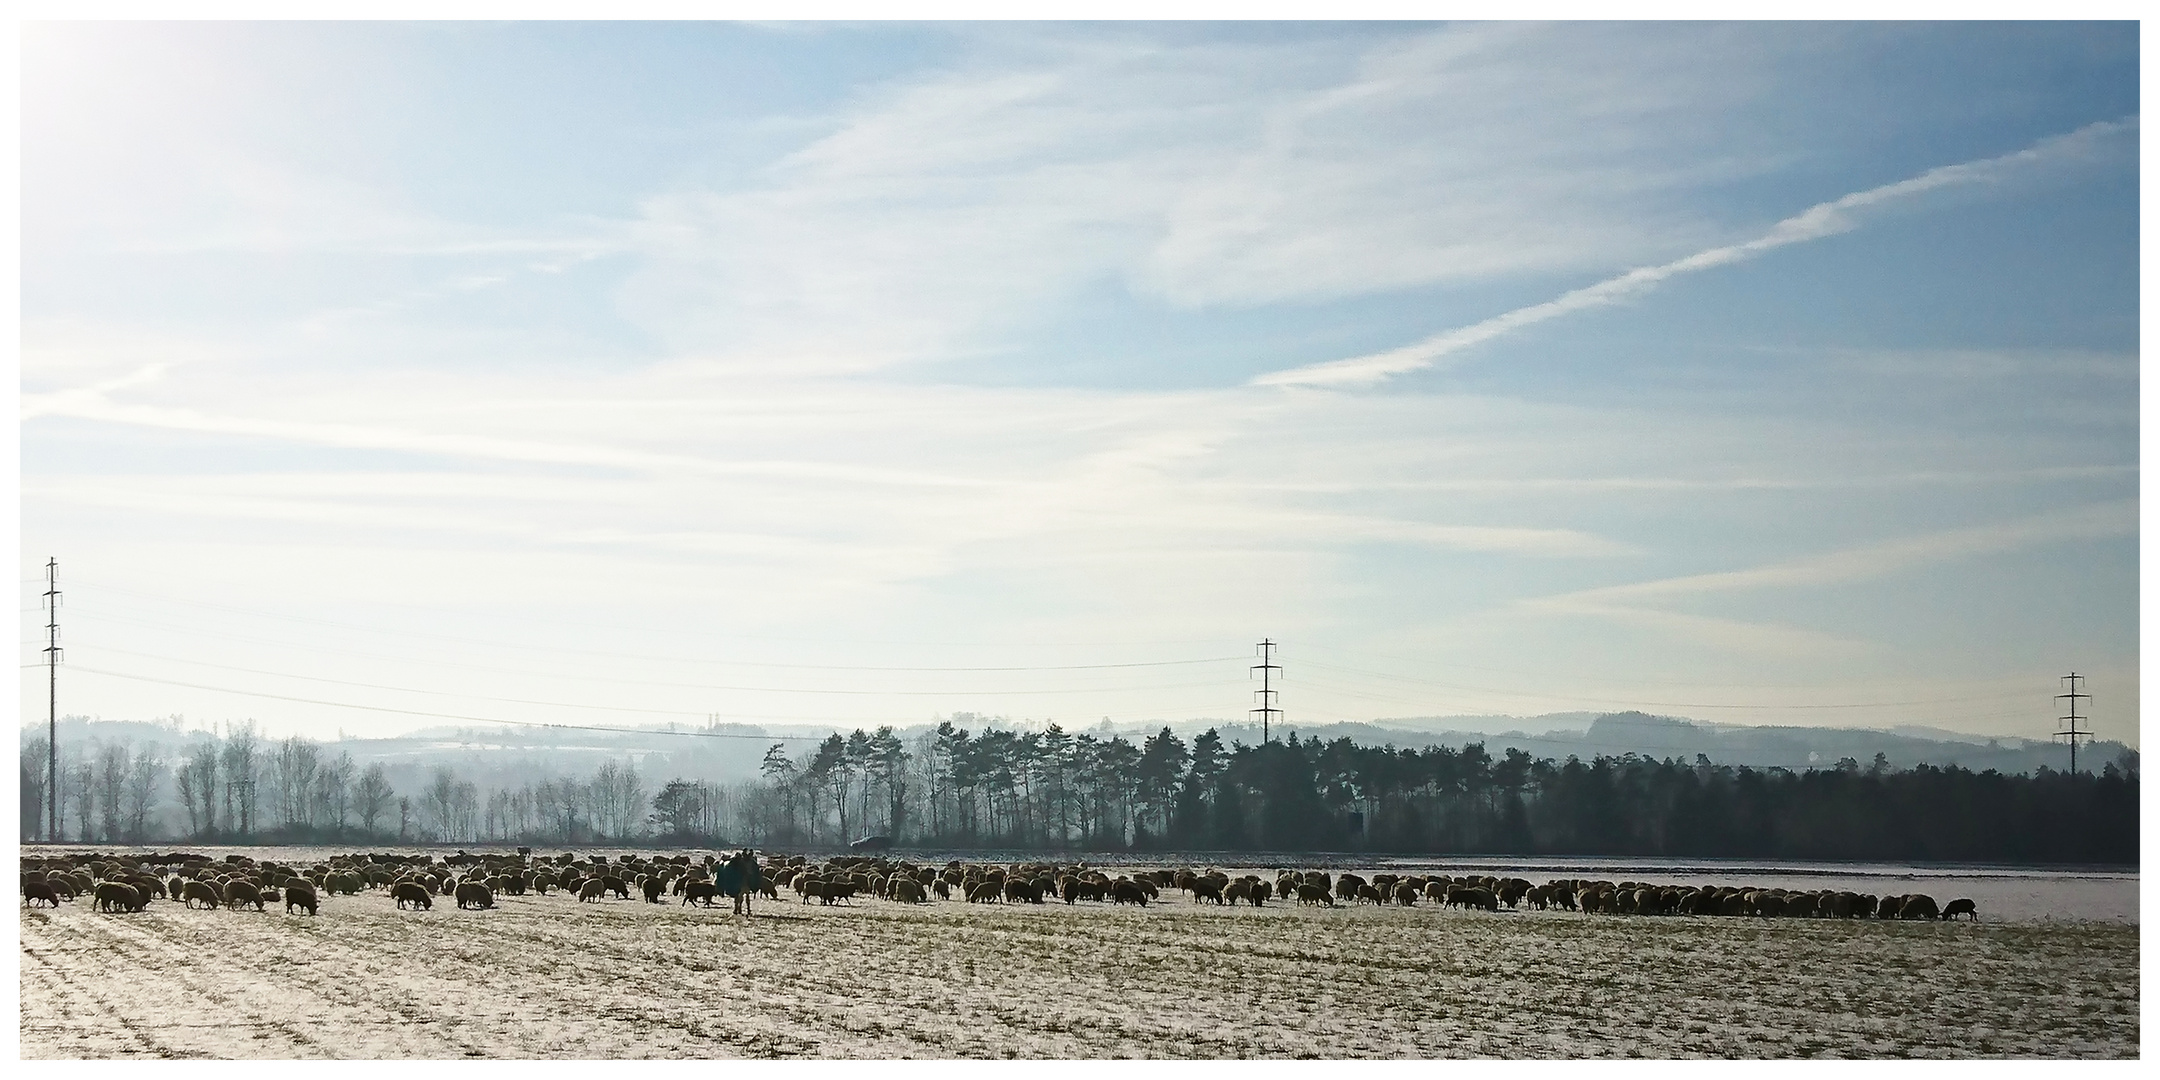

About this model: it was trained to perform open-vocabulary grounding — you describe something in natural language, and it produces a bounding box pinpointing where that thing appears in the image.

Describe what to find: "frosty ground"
[19,882,2137,1058]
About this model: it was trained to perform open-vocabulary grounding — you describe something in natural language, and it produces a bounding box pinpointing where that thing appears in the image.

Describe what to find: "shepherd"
[711,849,764,916]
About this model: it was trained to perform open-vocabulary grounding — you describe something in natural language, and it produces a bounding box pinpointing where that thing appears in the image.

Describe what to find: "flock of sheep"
[18,849,1980,923]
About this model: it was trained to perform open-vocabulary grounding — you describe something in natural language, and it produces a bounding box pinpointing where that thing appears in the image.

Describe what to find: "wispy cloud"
[1252,118,2138,388]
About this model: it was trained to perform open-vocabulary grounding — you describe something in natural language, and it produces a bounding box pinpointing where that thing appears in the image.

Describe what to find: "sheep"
[94,882,143,913]
[1393,883,1420,907]
[1294,884,1334,907]
[1354,884,1384,906]
[579,879,607,903]
[1109,879,1149,906]
[1003,878,1042,904]
[285,884,319,916]
[22,880,61,908]
[681,881,720,907]
[1224,879,1252,906]
[1898,894,1940,920]
[224,880,266,911]
[1189,877,1226,905]
[967,881,1003,904]
[455,882,495,910]
[890,877,928,903]
[932,879,951,901]
[1941,897,1978,921]
[642,876,666,903]
[181,880,222,909]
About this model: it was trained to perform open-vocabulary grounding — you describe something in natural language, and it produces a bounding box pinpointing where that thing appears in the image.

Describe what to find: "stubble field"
[19,879,2138,1058]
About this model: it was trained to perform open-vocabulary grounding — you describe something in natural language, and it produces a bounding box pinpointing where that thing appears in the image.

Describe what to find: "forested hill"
[20,713,2139,865]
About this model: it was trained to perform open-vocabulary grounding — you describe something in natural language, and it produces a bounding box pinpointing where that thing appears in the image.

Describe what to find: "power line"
[60,643,1227,698]
[1294,657,2038,711]
[55,589,1240,673]
[63,577,1229,651]
[2055,672,2094,774]
[43,557,61,844]
[66,666,825,741]
[1251,638,1281,743]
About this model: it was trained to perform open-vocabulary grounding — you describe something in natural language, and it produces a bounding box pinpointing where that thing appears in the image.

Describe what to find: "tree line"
[18,716,2139,865]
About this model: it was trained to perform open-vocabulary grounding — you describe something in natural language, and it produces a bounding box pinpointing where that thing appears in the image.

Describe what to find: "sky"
[15,21,2142,751]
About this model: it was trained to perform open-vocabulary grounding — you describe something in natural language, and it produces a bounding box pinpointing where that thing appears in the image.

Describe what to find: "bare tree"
[124,743,164,841]
[423,766,458,841]
[96,741,130,842]
[272,735,320,830]
[320,751,356,833]
[71,758,95,843]
[221,721,261,836]
[177,738,220,837]
[354,762,394,836]
[21,733,50,841]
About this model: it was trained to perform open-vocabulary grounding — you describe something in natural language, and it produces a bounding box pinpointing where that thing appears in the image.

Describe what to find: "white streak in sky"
[1251,118,2138,389]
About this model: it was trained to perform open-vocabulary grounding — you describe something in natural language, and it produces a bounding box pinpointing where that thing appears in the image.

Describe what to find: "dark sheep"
[1898,894,1940,920]
[1109,879,1149,906]
[1941,897,1978,921]
[968,881,1003,904]
[94,882,143,913]
[23,880,60,908]
[1393,883,1419,906]
[681,881,720,907]
[1294,884,1335,907]
[455,882,495,910]
[285,885,319,916]
[579,879,607,903]
[642,876,666,903]
[392,881,434,910]
[224,880,266,911]
[181,880,222,909]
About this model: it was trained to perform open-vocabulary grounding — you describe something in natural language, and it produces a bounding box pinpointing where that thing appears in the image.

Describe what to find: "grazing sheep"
[932,879,951,901]
[94,882,143,913]
[1294,884,1335,907]
[1393,883,1419,906]
[1898,894,1940,920]
[1335,874,1365,902]
[23,880,61,908]
[455,882,495,910]
[1225,879,1252,906]
[390,882,434,910]
[602,876,630,900]
[224,880,266,911]
[967,881,1003,904]
[1109,879,1149,906]
[890,878,928,903]
[1003,878,1042,904]
[579,880,607,903]
[1353,884,1383,906]
[642,876,666,903]
[681,881,721,907]
[1941,897,1978,921]
[1189,877,1226,905]
[181,880,222,909]
[285,885,319,916]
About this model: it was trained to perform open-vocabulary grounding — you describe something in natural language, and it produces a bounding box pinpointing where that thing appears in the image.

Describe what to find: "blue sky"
[18,21,2140,748]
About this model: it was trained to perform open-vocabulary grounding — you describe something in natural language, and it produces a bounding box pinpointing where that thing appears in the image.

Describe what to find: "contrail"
[1251,117,2137,389]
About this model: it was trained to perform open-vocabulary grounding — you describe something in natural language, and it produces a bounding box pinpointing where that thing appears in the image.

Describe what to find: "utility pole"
[42,557,61,844]
[1251,639,1282,743]
[2055,672,2093,774]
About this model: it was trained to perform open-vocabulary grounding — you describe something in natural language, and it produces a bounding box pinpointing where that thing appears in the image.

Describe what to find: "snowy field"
[19,854,2139,1059]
